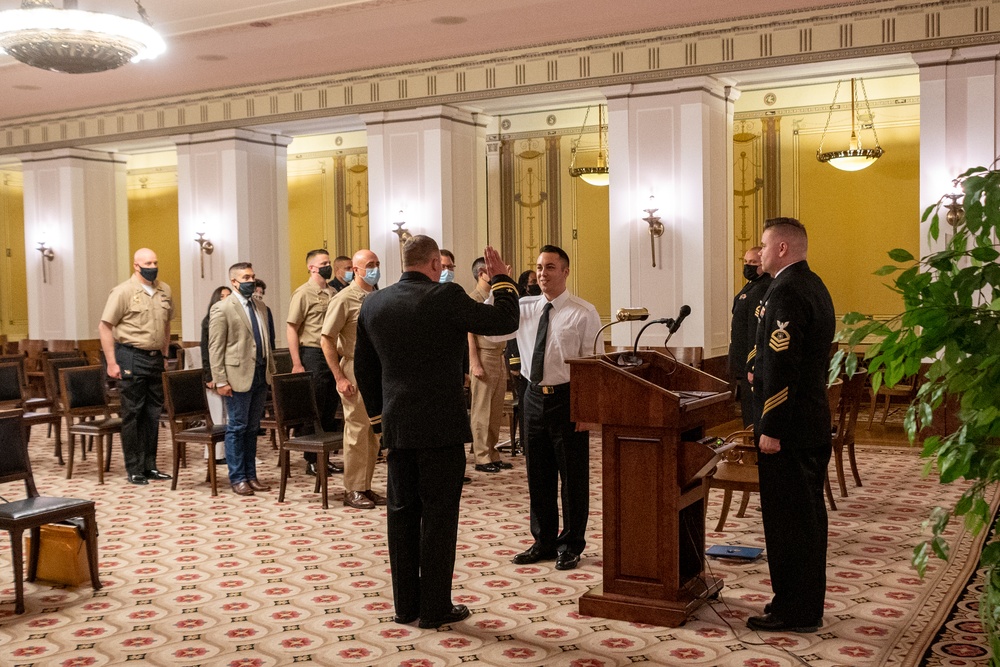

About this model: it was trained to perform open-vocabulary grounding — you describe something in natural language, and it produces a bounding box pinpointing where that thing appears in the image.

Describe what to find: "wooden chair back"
[271,372,321,433]
[667,346,703,369]
[44,356,89,411]
[59,365,111,418]
[0,362,25,407]
[19,340,45,372]
[163,369,212,423]
[0,412,39,499]
[272,348,293,375]
[46,340,77,353]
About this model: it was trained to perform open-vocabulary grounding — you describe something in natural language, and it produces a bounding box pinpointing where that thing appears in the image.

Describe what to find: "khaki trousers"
[340,357,379,492]
[469,347,505,465]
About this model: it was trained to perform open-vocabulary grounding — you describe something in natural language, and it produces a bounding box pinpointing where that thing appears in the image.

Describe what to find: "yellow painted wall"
[0,170,28,338]
[570,177,611,320]
[127,180,182,331]
[796,123,920,318]
[288,165,328,287]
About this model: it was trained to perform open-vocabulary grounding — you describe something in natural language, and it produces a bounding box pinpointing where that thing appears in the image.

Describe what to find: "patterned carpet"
[0,427,994,667]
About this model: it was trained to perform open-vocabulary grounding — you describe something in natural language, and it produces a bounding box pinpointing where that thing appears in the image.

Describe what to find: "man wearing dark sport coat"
[354,235,519,630]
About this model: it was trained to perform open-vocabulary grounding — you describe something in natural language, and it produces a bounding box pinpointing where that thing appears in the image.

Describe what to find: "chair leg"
[172,441,182,491]
[54,421,63,465]
[867,393,877,430]
[848,441,863,487]
[715,489,733,532]
[96,434,106,485]
[10,527,25,614]
[736,491,751,518]
[209,448,218,497]
[825,475,837,511]
[66,434,76,479]
[103,435,112,473]
[319,451,329,510]
[881,393,892,425]
[834,442,848,497]
[83,512,102,592]
[278,449,289,503]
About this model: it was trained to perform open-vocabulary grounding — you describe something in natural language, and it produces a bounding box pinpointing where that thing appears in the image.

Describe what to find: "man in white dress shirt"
[492,245,601,570]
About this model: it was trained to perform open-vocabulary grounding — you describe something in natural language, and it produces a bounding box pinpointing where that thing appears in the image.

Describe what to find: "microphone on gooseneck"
[668,305,691,335]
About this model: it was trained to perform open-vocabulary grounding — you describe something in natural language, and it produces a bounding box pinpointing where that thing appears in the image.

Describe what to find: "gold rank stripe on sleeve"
[755,304,762,318]
[491,280,518,294]
[761,387,788,416]
[769,321,791,352]
[746,346,756,363]
[508,357,520,365]
[369,415,382,426]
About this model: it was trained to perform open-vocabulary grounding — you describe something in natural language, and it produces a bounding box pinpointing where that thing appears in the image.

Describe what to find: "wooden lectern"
[569,349,732,627]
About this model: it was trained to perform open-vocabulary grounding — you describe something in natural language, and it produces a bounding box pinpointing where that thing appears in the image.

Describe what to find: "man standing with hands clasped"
[354,236,519,629]
[746,217,835,634]
[491,245,601,571]
[99,248,174,486]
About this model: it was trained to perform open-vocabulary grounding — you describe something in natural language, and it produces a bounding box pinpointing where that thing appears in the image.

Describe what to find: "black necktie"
[530,302,553,384]
[247,301,264,364]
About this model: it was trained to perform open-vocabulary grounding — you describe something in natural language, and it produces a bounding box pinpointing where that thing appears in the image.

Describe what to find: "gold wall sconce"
[943,193,965,232]
[37,239,54,283]
[392,214,412,266]
[641,196,664,267]
[195,225,214,279]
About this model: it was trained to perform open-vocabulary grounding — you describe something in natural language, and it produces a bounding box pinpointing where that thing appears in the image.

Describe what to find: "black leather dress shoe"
[306,461,343,476]
[474,462,501,473]
[764,602,773,615]
[144,469,172,481]
[495,461,513,470]
[393,613,418,624]
[555,551,581,570]
[418,604,470,629]
[747,613,820,633]
[128,473,148,485]
[512,545,558,564]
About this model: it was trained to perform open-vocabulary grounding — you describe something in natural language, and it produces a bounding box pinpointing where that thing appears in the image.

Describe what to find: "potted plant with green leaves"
[831,162,1000,662]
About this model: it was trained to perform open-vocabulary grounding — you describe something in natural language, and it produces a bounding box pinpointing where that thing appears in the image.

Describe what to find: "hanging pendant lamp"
[816,78,884,172]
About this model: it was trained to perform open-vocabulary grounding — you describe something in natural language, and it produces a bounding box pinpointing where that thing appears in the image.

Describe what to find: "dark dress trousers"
[354,270,519,622]
[729,274,771,425]
[750,260,835,625]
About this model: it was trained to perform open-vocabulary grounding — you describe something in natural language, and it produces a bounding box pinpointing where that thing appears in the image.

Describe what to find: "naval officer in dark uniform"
[747,217,835,634]
[729,246,771,426]
[354,235,519,629]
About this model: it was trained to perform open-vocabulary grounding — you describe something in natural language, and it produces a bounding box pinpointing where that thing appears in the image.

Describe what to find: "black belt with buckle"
[529,382,570,395]
[117,342,161,356]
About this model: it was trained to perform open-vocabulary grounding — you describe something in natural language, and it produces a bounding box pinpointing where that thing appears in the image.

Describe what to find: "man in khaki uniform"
[468,256,513,474]
[286,248,342,476]
[321,248,385,509]
[98,248,174,485]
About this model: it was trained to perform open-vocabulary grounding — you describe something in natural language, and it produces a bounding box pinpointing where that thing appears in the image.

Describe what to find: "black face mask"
[743,264,761,282]
[236,281,256,299]
[526,284,542,296]
[139,266,158,282]
[318,265,333,280]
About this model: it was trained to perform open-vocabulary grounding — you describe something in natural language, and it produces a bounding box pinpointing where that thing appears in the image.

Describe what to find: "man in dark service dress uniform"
[354,235,519,629]
[729,246,771,426]
[747,217,835,633]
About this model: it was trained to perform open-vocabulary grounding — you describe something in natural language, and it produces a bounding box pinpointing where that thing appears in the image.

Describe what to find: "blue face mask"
[440,269,455,283]
[343,270,354,283]
[363,267,380,286]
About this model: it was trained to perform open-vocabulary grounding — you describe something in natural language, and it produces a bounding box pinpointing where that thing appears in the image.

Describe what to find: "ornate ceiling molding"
[1,0,996,155]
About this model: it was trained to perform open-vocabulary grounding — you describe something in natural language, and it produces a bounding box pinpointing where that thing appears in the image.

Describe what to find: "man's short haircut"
[539,244,570,268]
[749,245,762,253]
[254,278,267,293]
[334,255,351,265]
[764,217,807,240]
[306,249,329,264]
[228,262,253,279]
[440,249,456,263]
[402,235,440,268]
[471,257,486,281]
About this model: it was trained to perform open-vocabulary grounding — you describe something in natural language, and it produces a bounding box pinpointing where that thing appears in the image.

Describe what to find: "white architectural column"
[174,129,292,344]
[605,77,737,358]
[363,106,486,288]
[916,46,1000,255]
[20,148,127,340]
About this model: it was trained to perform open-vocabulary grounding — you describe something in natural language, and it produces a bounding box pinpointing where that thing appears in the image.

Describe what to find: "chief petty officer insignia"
[769,320,791,352]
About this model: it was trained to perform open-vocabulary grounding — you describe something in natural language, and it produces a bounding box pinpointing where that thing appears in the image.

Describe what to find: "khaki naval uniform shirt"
[101,275,173,351]
[470,284,506,352]
[322,282,366,360]
[286,280,331,346]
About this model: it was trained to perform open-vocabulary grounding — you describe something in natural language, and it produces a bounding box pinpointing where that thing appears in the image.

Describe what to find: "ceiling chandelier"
[0,0,165,74]
[569,104,610,187]
[816,77,884,172]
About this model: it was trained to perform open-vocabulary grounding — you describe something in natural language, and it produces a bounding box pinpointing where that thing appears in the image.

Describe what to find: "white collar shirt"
[492,289,601,386]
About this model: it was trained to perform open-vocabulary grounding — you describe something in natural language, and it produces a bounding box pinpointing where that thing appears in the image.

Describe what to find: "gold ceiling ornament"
[568,105,609,187]
[816,77,884,172]
[0,0,165,74]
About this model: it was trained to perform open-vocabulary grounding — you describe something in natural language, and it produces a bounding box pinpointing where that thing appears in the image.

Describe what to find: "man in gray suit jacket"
[209,262,277,496]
